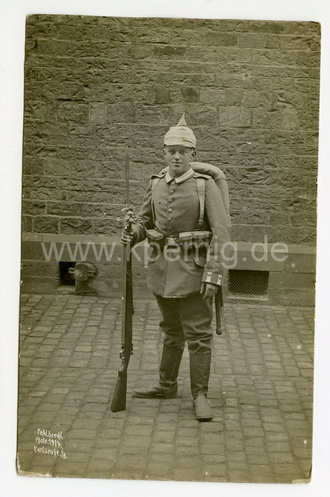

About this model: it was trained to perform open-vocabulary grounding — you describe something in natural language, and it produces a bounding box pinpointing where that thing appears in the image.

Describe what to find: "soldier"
[122,114,230,421]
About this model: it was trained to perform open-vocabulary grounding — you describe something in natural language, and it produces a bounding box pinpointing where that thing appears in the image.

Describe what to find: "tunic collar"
[165,166,194,184]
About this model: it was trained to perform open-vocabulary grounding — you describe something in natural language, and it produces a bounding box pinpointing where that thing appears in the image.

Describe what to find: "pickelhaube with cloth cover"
[163,113,197,148]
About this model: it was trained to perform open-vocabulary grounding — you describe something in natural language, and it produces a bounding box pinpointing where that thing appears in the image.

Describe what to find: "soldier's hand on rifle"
[121,229,134,245]
[200,282,218,300]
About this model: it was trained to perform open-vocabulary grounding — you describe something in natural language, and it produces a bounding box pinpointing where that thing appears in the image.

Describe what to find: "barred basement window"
[59,262,76,285]
[228,270,269,299]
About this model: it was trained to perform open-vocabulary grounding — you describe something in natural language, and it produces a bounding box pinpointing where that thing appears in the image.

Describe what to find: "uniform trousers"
[154,292,213,398]
[155,292,213,353]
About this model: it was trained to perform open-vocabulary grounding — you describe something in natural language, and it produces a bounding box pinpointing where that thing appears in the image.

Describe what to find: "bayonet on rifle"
[124,146,130,205]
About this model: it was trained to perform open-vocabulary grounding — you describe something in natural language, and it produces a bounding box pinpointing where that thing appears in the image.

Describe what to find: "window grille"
[228,270,269,298]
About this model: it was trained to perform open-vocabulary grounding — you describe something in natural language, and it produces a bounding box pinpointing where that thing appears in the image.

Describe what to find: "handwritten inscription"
[34,428,67,459]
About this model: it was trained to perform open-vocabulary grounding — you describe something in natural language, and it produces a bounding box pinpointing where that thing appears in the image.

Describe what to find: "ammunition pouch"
[146,229,165,250]
[178,231,212,246]
[179,231,211,260]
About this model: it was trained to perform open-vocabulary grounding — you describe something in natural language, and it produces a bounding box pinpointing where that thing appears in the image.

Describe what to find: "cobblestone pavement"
[17,294,314,483]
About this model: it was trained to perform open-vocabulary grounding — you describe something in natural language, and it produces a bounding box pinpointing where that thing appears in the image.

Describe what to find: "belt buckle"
[166,237,180,251]
[167,237,176,246]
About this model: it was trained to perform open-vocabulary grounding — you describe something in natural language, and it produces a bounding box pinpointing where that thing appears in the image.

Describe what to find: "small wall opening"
[228,269,269,300]
[59,262,76,285]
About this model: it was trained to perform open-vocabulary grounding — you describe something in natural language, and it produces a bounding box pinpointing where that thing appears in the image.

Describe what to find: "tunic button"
[168,208,173,213]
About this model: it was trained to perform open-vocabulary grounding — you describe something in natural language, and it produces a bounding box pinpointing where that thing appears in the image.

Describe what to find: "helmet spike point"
[177,113,187,126]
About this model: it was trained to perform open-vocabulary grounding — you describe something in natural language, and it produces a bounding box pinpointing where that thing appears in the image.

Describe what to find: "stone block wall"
[22,15,319,244]
[21,16,320,304]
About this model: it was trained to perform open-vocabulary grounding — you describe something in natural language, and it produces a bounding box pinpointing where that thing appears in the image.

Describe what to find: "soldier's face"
[164,145,196,177]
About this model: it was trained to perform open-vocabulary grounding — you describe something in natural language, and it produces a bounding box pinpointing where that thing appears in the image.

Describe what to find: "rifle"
[110,149,134,412]
[215,286,226,336]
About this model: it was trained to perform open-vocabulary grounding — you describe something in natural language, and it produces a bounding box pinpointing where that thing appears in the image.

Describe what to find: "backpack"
[151,161,231,229]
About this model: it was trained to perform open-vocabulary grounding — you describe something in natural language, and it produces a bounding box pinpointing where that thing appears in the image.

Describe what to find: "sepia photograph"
[16,13,319,485]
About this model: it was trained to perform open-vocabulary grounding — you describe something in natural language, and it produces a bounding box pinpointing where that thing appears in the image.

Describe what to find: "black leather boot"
[133,345,183,399]
[189,352,213,421]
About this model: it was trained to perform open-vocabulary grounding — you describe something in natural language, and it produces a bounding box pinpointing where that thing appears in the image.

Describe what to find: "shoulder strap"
[151,177,161,223]
[196,177,206,229]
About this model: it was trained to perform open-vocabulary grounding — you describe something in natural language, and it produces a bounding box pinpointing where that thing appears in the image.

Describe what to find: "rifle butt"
[110,372,127,412]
